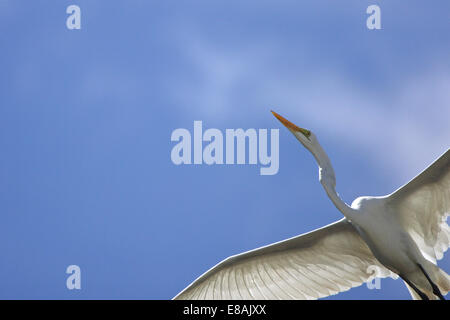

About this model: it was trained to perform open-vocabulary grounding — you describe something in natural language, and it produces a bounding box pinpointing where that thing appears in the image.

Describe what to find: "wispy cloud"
[169,33,450,181]
[276,69,450,181]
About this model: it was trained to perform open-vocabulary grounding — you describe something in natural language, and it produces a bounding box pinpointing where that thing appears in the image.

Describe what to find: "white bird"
[174,111,450,300]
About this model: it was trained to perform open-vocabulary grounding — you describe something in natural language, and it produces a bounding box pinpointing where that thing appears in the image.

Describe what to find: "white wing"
[174,219,392,300]
[386,149,450,263]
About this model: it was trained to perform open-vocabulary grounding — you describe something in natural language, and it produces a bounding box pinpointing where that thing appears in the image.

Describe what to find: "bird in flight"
[174,111,450,300]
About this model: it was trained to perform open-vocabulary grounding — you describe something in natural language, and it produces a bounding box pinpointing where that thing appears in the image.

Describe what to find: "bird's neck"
[313,145,358,222]
[321,177,357,221]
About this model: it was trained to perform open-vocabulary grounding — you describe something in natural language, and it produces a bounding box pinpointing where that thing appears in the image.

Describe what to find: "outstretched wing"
[174,219,392,300]
[386,149,450,263]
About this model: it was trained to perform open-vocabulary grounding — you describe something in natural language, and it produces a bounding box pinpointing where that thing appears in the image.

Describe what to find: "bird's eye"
[299,128,311,139]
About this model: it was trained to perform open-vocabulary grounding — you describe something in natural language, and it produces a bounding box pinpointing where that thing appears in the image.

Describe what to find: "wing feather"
[387,149,450,263]
[174,219,391,300]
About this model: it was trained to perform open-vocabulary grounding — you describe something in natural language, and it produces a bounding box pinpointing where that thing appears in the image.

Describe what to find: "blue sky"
[0,1,449,299]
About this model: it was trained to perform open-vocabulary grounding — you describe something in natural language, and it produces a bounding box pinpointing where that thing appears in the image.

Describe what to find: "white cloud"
[268,69,450,180]
[169,35,450,182]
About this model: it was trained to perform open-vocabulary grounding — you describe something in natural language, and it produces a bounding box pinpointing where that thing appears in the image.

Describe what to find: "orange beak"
[271,110,311,137]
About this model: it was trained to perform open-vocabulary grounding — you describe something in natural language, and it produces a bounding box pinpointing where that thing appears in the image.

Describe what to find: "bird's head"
[271,110,317,153]
[271,110,335,186]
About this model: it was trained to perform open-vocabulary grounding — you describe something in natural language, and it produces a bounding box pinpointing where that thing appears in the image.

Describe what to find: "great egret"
[174,111,450,300]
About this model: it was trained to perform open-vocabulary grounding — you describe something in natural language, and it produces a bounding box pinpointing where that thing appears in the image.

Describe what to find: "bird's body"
[351,197,407,269]
[349,196,445,298]
[174,112,449,300]
[351,196,415,273]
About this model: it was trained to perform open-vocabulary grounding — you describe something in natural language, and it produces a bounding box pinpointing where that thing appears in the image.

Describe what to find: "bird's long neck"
[311,144,357,222]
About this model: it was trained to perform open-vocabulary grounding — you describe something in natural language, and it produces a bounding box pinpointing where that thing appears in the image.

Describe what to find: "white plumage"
[174,112,449,300]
